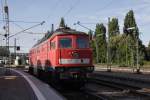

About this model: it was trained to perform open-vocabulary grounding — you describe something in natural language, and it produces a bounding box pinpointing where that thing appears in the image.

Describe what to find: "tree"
[95,23,107,63]
[123,10,139,38]
[123,10,145,66]
[89,40,96,62]
[111,34,126,65]
[145,41,150,61]
[108,18,120,37]
[148,41,150,48]
[88,30,96,62]
[59,17,66,27]
[108,17,120,64]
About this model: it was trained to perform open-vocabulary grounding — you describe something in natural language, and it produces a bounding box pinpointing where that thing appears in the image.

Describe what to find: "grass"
[144,61,150,65]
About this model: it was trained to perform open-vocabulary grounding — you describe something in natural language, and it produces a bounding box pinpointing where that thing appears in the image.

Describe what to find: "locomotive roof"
[32,27,88,48]
[51,28,87,37]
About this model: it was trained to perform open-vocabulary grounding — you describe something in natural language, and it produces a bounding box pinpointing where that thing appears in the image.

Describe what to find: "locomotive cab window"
[77,37,89,48]
[59,38,72,48]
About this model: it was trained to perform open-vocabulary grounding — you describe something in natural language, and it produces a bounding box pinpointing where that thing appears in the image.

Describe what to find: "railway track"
[87,75,150,100]
[85,81,150,100]
[53,78,150,100]
[58,81,150,100]
[25,69,150,100]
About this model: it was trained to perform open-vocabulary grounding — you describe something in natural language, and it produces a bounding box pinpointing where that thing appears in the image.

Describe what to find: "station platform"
[0,67,64,100]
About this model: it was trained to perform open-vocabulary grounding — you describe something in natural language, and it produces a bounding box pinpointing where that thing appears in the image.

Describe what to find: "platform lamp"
[126,27,140,73]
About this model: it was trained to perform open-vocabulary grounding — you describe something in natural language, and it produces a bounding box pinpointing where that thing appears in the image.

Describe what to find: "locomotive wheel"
[37,69,43,79]
[49,72,60,86]
[37,69,40,77]
[43,71,53,84]
[28,67,33,75]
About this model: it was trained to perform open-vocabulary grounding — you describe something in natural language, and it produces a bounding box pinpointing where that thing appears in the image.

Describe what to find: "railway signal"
[16,46,20,51]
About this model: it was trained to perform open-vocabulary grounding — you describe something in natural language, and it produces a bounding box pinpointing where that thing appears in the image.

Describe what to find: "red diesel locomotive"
[29,27,94,83]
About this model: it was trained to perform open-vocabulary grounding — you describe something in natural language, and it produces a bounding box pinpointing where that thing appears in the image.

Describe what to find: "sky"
[0,0,150,53]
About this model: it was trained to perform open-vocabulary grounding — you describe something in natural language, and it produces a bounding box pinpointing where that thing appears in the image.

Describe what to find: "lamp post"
[126,27,140,73]
[136,31,139,73]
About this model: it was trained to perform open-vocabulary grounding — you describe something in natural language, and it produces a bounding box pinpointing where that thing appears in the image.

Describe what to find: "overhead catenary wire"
[72,0,114,29]
[9,21,45,38]
[0,19,43,23]
[46,0,62,19]
[11,22,45,35]
[63,0,81,17]
[95,0,114,13]
[11,22,24,30]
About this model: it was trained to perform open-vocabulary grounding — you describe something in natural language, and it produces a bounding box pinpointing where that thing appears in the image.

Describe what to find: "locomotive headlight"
[72,52,79,58]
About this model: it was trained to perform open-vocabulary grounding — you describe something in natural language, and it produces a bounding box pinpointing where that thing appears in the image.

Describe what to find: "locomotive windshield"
[77,37,89,48]
[59,38,72,48]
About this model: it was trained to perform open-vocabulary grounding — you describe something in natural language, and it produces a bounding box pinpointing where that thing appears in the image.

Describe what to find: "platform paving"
[0,67,65,100]
[0,67,37,100]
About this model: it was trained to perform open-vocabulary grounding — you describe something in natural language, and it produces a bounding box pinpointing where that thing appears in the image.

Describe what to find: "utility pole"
[4,0,10,65]
[107,17,111,72]
[95,35,99,63]
[126,27,140,73]
[14,38,16,60]
[126,36,128,66]
[136,31,140,73]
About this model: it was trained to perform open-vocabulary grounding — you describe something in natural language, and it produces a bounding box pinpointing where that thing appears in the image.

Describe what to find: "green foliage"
[145,42,150,61]
[95,23,107,63]
[108,18,120,37]
[89,10,149,66]
[108,17,120,64]
[88,30,98,63]
[90,39,96,62]
[123,10,139,38]
[110,34,122,64]
[59,17,66,27]
[0,46,9,57]
[148,41,150,48]
[122,10,145,66]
